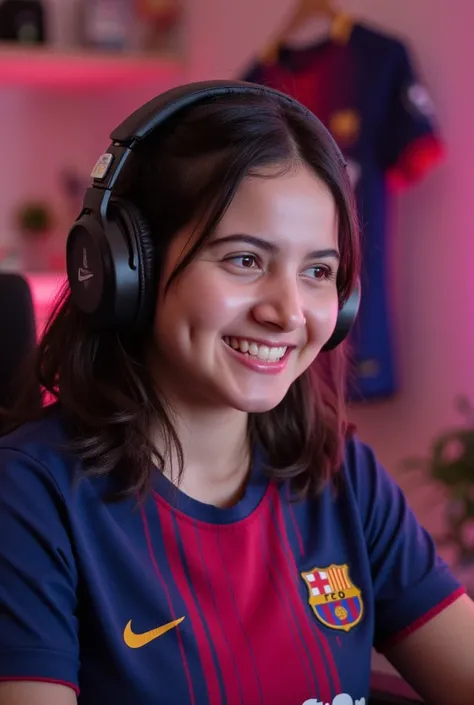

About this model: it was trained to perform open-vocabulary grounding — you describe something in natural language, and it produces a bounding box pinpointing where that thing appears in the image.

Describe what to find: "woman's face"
[151,163,340,413]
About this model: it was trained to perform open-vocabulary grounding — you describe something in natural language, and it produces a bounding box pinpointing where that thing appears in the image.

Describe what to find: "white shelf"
[0,43,185,89]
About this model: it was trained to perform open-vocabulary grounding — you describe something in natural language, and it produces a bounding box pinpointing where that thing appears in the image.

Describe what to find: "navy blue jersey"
[241,23,444,401]
[0,411,462,704]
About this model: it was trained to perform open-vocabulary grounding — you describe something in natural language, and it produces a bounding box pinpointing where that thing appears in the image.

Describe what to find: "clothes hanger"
[280,0,340,37]
[258,0,353,65]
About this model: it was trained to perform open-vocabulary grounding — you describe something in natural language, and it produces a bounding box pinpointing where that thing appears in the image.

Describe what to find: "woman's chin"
[227,391,288,415]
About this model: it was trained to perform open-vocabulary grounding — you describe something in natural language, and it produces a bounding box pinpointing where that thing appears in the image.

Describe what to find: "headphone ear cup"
[109,198,157,332]
[322,281,361,352]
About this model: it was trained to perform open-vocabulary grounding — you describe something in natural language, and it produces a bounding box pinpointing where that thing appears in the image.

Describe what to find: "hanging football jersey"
[240,19,444,401]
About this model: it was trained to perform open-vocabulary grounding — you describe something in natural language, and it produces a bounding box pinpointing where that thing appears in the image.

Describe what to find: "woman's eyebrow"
[208,234,340,261]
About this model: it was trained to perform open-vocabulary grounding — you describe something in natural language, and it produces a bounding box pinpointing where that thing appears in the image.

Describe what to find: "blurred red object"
[135,0,181,28]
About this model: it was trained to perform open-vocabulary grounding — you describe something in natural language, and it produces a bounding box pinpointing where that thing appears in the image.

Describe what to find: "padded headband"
[87,80,347,207]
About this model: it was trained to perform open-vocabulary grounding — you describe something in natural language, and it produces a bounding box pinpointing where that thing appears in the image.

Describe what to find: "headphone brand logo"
[91,152,114,181]
[78,247,94,283]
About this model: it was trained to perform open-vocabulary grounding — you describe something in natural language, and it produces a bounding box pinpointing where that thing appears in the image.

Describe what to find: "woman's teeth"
[223,336,287,362]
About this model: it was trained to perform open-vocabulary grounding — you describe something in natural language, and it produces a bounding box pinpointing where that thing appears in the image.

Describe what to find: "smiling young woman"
[0,81,473,705]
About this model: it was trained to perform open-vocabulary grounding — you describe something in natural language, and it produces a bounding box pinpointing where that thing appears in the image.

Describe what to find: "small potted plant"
[15,199,55,271]
[403,396,474,594]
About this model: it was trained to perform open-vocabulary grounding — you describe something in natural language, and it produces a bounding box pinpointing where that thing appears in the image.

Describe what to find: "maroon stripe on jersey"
[155,499,223,705]
[212,524,268,705]
[211,501,321,704]
[175,512,264,704]
[173,515,246,705]
[140,504,196,705]
[285,483,305,557]
[257,507,319,696]
[205,483,319,704]
[269,486,342,696]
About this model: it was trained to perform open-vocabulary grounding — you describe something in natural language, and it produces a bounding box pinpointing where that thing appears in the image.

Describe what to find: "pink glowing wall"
[26,273,64,335]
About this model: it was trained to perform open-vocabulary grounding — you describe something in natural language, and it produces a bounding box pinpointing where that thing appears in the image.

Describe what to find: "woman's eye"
[226,254,259,269]
[305,265,333,280]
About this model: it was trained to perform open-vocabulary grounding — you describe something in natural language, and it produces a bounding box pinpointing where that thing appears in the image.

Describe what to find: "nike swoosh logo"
[123,616,185,649]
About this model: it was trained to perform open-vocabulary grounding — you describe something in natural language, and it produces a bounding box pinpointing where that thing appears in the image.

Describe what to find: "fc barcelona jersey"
[241,22,444,401]
[0,412,463,704]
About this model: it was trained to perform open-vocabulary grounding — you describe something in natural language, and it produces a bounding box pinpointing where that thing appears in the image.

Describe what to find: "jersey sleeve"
[345,438,464,652]
[0,447,79,693]
[381,41,445,188]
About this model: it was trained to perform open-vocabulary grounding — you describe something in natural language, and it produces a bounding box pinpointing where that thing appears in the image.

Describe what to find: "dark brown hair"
[1,91,360,499]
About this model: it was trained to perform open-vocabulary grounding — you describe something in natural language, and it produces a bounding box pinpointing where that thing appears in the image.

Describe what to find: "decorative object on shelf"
[126,0,182,53]
[81,0,133,51]
[0,0,46,44]
[14,199,56,272]
[136,0,180,29]
[16,200,54,235]
[403,396,474,594]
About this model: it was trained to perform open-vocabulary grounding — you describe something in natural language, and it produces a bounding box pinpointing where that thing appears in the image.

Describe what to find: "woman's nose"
[251,279,306,332]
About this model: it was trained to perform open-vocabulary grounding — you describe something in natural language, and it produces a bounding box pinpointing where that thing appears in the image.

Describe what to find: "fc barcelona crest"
[301,564,363,632]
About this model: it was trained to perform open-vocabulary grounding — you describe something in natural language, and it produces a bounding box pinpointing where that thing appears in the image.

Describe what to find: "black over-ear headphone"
[66,79,360,351]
